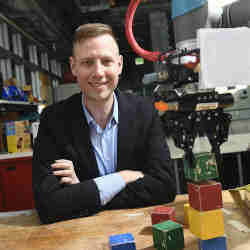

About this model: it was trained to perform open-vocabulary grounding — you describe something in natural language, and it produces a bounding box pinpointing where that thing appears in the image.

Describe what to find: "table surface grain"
[0,191,249,250]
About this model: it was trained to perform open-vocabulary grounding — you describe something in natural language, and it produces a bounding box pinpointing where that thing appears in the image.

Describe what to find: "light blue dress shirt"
[82,93,126,206]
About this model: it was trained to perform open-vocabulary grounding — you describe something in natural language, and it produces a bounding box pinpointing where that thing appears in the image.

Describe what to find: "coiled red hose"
[125,0,160,62]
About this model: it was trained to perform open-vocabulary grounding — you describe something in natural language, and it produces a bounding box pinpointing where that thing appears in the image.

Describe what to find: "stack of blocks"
[184,152,228,249]
[151,206,184,250]
[108,152,230,250]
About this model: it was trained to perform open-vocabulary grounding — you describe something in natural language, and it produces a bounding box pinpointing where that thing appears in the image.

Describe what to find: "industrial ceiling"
[0,0,172,63]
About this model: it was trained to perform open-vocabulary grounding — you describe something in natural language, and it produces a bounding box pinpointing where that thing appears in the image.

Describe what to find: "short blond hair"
[72,23,119,55]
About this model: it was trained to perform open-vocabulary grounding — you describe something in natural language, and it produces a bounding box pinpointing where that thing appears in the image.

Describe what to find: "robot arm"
[124,0,250,168]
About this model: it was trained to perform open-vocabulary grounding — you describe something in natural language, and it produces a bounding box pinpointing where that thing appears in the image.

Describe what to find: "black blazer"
[32,90,176,224]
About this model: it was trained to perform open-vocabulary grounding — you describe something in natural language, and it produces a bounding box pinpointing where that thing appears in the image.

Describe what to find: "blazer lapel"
[69,95,99,178]
[116,92,136,171]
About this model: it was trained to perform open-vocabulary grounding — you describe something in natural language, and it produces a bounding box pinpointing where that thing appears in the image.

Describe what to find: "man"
[32,23,176,224]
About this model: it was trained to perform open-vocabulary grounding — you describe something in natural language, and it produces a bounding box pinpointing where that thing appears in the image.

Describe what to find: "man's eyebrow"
[77,57,92,61]
[79,55,114,60]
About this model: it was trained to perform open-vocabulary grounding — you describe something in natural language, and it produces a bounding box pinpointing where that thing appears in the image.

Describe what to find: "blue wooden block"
[109,233,136,250]
[198,236,227,250]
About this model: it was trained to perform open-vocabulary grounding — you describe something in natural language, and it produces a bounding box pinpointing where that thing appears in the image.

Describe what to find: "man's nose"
[92,61,105,76]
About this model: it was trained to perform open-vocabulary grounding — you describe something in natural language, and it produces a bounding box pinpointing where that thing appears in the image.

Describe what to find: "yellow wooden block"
[184,203,190,227]
[229,189,250,216]
[245,190,250,209]
[189,207,224,240]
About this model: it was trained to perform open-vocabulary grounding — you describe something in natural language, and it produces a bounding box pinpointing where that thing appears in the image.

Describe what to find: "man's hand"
[118,170,144,185]
[51,159,80,185]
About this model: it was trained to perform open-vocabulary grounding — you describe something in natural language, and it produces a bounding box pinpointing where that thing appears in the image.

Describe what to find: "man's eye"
[103,59,112,65]
[80,61,92,66]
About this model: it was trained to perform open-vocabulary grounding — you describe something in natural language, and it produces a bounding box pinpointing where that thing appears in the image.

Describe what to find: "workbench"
[0,191,249,250]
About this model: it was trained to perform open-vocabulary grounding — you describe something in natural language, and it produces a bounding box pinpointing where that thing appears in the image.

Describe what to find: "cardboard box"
[5,120,32,153]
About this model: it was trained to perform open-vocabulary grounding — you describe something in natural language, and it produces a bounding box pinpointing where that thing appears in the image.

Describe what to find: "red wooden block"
[151,206,176,225]
[188,181,223,211]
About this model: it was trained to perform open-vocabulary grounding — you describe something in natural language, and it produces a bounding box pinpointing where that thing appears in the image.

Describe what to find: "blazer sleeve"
[105,98,177,209]
[32,106,101,224]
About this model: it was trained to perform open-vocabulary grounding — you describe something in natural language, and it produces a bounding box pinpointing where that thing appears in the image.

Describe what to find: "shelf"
[0,152,32,160]
[0,47,61,80]
[0,100,38,112]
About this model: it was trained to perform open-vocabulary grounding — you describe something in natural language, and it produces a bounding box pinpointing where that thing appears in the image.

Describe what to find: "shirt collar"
[82,93,119,126]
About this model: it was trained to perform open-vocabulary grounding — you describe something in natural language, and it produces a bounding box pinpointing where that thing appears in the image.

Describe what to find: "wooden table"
[0,192,249,250]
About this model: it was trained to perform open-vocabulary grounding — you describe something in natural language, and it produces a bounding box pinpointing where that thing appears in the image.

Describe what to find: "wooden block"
[152,220,184,250]
[151,206,176,225]
[184,152,219,182]
[189,206,224,240]
[198,236,227,250]
[245,190,250,209]
[183,203,190,226]
[109,233,136,250]
[188,181,223,211]
[229,189,246,209]
[229,185,250,214]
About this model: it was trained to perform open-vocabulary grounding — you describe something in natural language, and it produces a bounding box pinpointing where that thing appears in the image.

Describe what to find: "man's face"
[70,34,123,105]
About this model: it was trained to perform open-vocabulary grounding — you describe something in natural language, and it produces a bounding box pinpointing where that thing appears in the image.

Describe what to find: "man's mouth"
[90,82,107,87]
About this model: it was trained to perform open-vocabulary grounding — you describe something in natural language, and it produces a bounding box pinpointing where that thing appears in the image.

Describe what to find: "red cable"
[125,0,160,62]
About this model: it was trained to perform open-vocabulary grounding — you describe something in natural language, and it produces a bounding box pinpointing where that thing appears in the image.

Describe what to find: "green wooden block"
[184,152,219,182]
[152,220,184,250]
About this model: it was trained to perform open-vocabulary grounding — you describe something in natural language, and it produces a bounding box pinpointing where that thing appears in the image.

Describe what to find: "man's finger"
[53,169,71,176]
[55,159,73,164]
[60,177,72,184]
[51,163,72,169]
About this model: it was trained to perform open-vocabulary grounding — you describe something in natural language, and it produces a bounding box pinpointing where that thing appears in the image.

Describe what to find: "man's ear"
[118,55,123,74]
[69,56,77,76]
